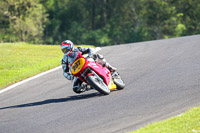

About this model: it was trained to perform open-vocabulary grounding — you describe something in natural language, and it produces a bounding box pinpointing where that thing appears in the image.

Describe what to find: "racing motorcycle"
[70,52,125,95]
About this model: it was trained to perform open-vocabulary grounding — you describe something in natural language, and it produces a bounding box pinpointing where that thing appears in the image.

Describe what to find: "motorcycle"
[70,52,125,95]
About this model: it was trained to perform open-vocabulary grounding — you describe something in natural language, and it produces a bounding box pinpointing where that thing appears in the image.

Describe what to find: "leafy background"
[0,0,200,46]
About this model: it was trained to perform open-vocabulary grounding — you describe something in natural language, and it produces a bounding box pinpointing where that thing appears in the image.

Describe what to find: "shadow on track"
[0,92,101,110]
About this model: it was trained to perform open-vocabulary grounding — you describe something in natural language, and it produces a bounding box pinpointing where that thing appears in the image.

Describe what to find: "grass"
[129,106,200,133]
[0,42,94,89]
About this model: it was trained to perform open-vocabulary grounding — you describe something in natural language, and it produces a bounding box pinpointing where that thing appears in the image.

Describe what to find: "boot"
[105,63,117,72]
[73,83,87,93]
[79,84,87,93]
[79,84,93,92]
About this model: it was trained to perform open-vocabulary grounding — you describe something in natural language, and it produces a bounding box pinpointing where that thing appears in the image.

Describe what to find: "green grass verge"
[129,106,200,133]
[0,42,94,89]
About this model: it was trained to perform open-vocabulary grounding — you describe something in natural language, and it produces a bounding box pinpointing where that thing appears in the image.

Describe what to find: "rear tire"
[112,72,125,90]
[86,75,110,95]
[114,78,125,90]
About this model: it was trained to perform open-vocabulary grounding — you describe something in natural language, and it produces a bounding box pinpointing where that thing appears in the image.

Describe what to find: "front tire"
[86,75,110,95]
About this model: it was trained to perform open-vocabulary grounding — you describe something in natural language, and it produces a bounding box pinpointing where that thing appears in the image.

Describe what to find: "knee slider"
[97,54,104,60]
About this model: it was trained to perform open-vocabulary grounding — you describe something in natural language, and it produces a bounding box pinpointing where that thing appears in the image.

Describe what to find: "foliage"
[0,0,48,43]
[0,0,200,46]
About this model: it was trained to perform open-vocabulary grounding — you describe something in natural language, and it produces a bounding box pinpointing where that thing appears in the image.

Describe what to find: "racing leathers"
[61,47,116,94]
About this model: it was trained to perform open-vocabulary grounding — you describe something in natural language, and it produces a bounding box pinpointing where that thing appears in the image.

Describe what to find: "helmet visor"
[62,47,71,54]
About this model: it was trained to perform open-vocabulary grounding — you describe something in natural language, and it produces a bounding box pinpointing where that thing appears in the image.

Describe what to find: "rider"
[61,40,116,94]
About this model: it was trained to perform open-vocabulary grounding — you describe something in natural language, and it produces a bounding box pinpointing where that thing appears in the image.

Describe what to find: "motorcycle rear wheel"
[114,78,125,90]
[86,75,110,95]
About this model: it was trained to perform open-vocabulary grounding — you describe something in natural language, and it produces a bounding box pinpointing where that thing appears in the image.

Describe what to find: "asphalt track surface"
[0,35,200,133]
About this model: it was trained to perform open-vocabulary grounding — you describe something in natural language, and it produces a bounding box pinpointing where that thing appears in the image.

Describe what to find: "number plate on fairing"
[71,58,85,75]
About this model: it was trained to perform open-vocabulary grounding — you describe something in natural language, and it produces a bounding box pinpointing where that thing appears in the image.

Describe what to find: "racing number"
[72,60,80,72]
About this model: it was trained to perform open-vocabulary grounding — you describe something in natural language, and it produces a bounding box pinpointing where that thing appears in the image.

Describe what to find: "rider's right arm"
[61,56,74,80]
[61,56,69,73]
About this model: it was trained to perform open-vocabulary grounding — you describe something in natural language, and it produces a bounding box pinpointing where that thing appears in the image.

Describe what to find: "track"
[0,35,200,133]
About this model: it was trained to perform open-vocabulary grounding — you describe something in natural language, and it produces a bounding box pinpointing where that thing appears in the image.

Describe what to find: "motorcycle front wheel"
[86,75,110,95]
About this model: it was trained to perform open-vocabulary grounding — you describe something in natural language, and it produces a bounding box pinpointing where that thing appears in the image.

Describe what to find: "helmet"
[61,40,74,56]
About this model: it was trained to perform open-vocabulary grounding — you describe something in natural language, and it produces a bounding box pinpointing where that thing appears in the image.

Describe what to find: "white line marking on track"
[0,66,62,94]
[0,47,101,94]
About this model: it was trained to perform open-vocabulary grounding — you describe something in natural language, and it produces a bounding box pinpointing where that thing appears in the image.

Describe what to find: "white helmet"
[61,40,74,56]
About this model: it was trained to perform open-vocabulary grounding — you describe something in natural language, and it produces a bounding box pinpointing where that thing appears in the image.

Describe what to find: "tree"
[171,0,200,36]
[0,0,48,43]
[1,0,199,45]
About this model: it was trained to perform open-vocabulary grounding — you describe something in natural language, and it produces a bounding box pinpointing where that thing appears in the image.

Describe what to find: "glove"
[88,53,97,61]
[64,72,74,80]
[88,53,93,58]
[88,48,95,58]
